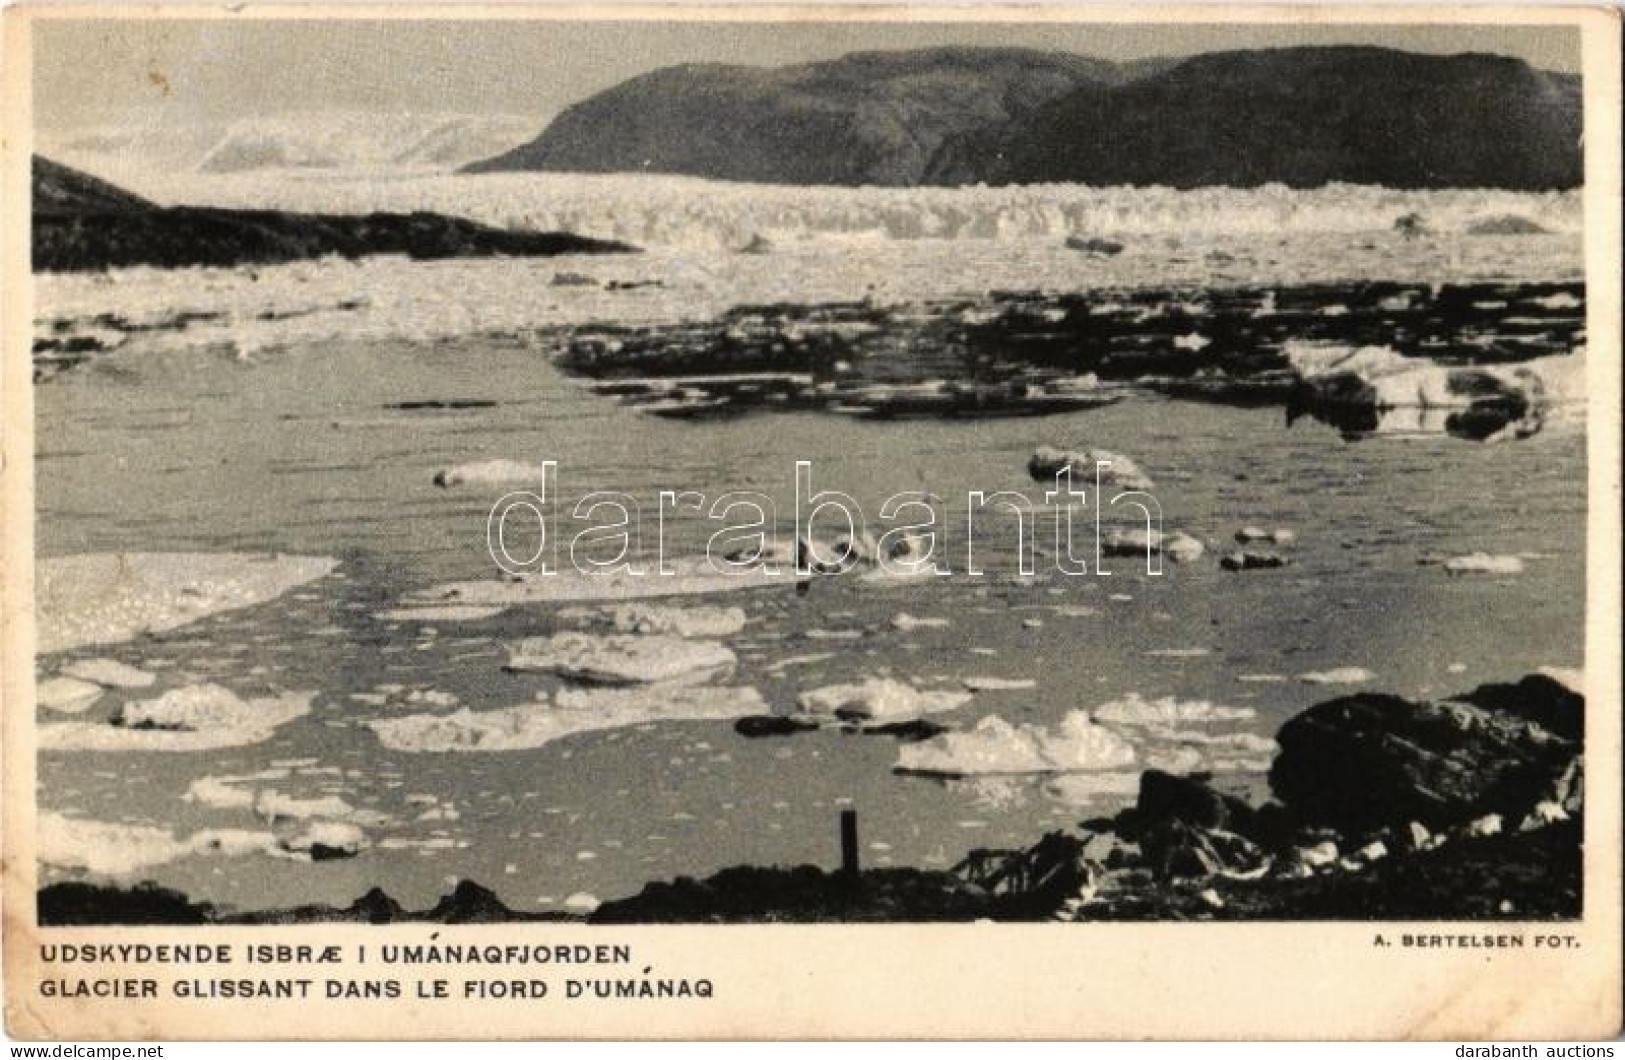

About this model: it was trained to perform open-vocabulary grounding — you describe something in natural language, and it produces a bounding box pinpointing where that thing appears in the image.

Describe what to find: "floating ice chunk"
[561,602,748,638]
[254,790,367,823]
[564,892,601,914]
[432,459,550,488]
[962,676,1037,692]
[891,612,950,632]
[37,552,340,653]
[38,683,315,752]
[367,685,765,752]
[797,678,971,723]
[1100,527,1206,564]
[36,676,104,714]
[1092,693,1255,727]
[279,820,368,859]
[897,712,1136,776]
[1298,667,1375,686]
[507,632,734,685]
[60,658,157,689]
[1028,447,1154,492]
[1442,552,1525,575]
[38,811,282,878]
[184,776,257,810]
[1235,527,1296,546]
[407,555,798,608]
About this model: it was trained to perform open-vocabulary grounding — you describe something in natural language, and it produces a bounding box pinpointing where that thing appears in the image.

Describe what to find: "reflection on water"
[554,281,1583,434]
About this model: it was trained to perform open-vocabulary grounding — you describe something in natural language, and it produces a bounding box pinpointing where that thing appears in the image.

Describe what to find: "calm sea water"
[34,324,1584,913]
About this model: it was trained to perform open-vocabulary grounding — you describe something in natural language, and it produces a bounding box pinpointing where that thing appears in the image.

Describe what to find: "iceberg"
[38,683,315,752]
[432,459,551,488]
[1285,342,1583,441]
[36,552,339,654]
[38,811,284,878]
[896,711,1136,776]
[1092,693,1256,727]
[796,678,972,724]
[59,658,157,689]
[36,676,104,714]
[367,684,766,752]
[506,632,735,684]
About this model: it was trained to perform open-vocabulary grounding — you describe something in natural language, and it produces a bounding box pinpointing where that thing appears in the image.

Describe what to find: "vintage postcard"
[2,2,1620,1041]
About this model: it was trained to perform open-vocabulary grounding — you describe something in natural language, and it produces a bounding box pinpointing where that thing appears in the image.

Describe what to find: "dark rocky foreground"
[39,674,1583,925]
[38,880,574,926]
[32,156,634,273]
[466,45,1580,191]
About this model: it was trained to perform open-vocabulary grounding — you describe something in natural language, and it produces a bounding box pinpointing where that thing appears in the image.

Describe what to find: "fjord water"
[33,177,1586,913]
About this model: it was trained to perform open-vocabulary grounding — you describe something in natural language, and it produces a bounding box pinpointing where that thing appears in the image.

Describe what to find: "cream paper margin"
[0,2,1619,1041]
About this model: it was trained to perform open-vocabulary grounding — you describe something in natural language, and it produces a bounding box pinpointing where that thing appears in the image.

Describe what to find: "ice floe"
[1285,342,1583,440]
[1028,446,1154,492]
[896,712,1136,776]
[59,658,157,689]
[890,612,951,631]
[797,678,972,724]
[432,459,551,488]
[38,810,283,878]
[367,684,766,752]
[506,632,734,685]
[36,676,104,714]
[405,556,797,609]
[1440,552,1525,575]
[1092,693,1255,727]
[37,552,339,654]
[559,602,748,638]
[1100,527,1206,565]
[962,676,1037,692]
[1298,667,1376,685]
[38,683,315,752]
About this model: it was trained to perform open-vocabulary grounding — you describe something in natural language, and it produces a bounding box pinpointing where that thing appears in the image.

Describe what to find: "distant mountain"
[463,47,1123,185]
[926,46,1582,189]
[467,45,1580,191]
[40,112,537,176]
[32,156,633,272]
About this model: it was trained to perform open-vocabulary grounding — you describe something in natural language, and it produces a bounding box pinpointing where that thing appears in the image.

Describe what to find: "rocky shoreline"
[39,672,1582,925]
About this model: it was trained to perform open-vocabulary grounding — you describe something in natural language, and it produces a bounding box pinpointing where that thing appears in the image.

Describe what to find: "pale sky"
[33,17,1582,132]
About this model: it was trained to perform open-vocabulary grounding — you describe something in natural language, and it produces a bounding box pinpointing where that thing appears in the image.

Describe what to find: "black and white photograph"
[3,3,1620,1042]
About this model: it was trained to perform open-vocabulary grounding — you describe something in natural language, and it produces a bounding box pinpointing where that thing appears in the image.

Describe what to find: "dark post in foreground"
[840,809,860,879]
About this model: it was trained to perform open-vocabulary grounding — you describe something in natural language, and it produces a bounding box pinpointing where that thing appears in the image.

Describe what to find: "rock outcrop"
[1268,676,1579,833]
[33,155,633,272]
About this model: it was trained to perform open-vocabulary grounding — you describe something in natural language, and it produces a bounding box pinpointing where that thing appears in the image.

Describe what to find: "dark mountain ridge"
[463,46,1125,185]
[32,155,633,273]
[928,46,1582,189]
[468,44,1581,190]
